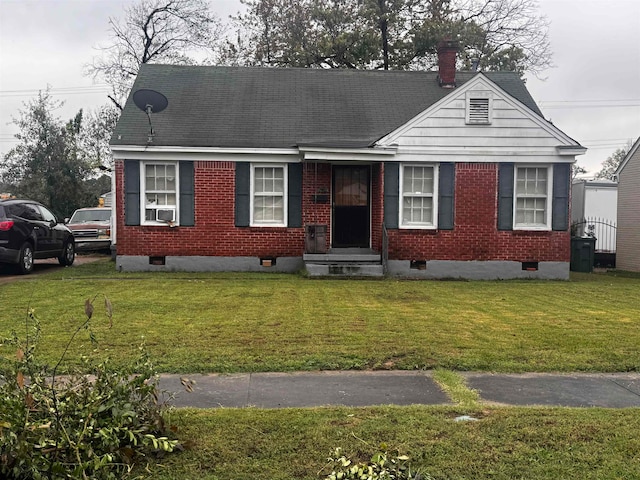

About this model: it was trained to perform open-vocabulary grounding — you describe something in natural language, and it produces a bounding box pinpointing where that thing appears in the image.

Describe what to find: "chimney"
[437,39,458,88]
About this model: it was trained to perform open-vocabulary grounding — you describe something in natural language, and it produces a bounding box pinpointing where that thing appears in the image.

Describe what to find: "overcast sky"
[1,0,639,175]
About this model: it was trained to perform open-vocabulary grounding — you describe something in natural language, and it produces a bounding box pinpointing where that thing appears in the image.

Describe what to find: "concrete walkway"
[158,371,640,409]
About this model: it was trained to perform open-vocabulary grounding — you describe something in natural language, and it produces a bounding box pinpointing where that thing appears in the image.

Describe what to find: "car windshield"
[69,209,111,223]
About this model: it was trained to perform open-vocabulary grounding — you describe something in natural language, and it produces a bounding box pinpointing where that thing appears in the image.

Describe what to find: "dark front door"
[332,165,370,248]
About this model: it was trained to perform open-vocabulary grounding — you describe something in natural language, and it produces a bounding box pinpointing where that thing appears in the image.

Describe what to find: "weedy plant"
[321,445,429,480]
[0,296,178,479]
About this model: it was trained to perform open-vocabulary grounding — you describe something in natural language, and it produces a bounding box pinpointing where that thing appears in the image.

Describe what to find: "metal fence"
[571,217,617,268]
[571,217,617,253]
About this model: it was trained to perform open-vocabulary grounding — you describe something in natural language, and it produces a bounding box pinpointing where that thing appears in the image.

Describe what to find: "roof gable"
[377,73,582,149]
[112,65,547,150]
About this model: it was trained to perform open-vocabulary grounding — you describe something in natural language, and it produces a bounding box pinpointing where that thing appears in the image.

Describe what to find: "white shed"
[571,179,617,253]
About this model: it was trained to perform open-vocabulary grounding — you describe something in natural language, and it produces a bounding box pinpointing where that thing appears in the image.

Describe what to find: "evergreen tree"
[223,0,551,75]
[1,91,95,218]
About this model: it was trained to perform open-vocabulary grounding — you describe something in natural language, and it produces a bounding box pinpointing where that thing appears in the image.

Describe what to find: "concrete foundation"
[386,260,570,280]
[116,255,304,273]
[116,255,569,280]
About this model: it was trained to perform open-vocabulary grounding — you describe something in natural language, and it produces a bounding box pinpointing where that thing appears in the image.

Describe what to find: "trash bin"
[305,224,327,254]
[570,236,596,273]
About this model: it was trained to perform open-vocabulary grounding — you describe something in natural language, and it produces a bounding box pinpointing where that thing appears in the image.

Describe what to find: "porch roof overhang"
[110,144,399,163]
[110,145,301,162]
[299,145,397,162]
[556,145,587,156]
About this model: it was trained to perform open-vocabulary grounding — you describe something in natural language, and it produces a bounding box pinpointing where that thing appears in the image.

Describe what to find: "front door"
[332,165,370,248]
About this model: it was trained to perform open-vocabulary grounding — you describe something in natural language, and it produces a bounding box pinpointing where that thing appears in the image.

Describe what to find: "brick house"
[110,44,585,279]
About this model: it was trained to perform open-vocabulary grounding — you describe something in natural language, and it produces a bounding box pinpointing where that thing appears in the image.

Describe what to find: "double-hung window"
[143,162,178,224]
[400,164,438,228]
[514,166,552,230]
[251,165,287,226]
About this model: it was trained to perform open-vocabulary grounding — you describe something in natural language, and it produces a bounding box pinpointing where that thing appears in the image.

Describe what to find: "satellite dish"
[132,89,168,143]
[133,89,168,114]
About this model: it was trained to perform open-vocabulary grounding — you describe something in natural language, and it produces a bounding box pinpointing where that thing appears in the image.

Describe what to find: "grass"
[3,261,640,479]
[1,259,639,373]
[137,406,640,479]
[432,369,480,409]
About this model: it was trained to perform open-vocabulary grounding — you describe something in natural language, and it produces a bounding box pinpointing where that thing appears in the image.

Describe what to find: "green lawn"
[141,406,640,480]
[1,259,638,373]
[3,261,640,479]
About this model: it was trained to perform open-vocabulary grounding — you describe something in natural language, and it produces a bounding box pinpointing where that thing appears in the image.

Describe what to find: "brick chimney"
[437,39,458,88]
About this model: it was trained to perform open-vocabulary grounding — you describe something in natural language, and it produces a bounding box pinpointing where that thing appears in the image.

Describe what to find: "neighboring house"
[571,179,618,252]
[110,42,585,279]
[100,191,113,208]
[614,137,640,272]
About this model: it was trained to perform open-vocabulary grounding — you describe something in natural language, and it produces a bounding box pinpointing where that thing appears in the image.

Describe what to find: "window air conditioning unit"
[156,208,176,223]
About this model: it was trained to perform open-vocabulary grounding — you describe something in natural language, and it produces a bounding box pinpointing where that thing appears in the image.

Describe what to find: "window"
[142,162,178,224]
[466,91,493,124]
[514,166,552,230]
[251,165,287,226]
[13,203,43,221]
[400,165,438,228]
[38,205,57,224]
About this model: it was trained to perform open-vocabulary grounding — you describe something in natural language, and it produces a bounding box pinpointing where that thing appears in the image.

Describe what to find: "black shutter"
[124,160,140,226]
[384,162,399,229]
[438,162,455,230]
[235,162,250,227]
[288,163,303,228]
[552,163,570,231]
[497,163,514,231]
[179,161,195,226]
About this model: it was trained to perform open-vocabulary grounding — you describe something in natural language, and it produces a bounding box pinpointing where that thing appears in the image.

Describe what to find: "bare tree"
[79,104,120,170]
[572,164,587,179]
[594,142,632,181]
[454,0,552,77]
[88,0,223,110]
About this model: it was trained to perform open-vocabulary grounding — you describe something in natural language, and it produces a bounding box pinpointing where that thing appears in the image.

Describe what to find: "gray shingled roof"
[111,65,544,149]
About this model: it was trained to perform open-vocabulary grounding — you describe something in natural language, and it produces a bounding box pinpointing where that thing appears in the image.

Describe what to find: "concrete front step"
[303,248,381,263]
[304,248,384,277]
[305,263,384,277]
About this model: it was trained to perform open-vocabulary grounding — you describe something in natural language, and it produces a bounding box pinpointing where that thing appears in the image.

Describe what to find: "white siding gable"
[377,74,583,164]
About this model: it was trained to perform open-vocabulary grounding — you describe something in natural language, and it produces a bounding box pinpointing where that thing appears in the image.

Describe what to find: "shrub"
[322,446,429,480]
[0,297,178,479]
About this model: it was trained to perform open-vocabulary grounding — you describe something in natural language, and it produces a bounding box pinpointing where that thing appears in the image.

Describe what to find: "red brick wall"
[371,163,384,251]
[116,160,305,257]
[302,162,331,251]
[115,160,569,261]
[386,163,570,262]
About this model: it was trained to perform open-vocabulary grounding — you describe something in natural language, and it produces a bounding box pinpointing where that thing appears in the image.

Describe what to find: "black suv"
[0,198,75,274]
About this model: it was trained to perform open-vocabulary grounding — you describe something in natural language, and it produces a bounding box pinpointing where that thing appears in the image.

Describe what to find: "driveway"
[0,254,106,285]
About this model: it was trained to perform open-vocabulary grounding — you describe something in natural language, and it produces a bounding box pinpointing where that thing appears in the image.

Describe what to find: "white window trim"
[465,91,493,125]
[399,163,439,230]
[140,161,180,226]
[513,164,553,231]
[250,163,288,227]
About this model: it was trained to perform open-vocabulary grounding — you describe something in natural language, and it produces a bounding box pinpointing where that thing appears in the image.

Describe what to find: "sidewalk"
[158,371,640,409]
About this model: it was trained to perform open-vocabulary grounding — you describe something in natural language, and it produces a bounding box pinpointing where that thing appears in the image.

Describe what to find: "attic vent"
[468,98,490,124]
